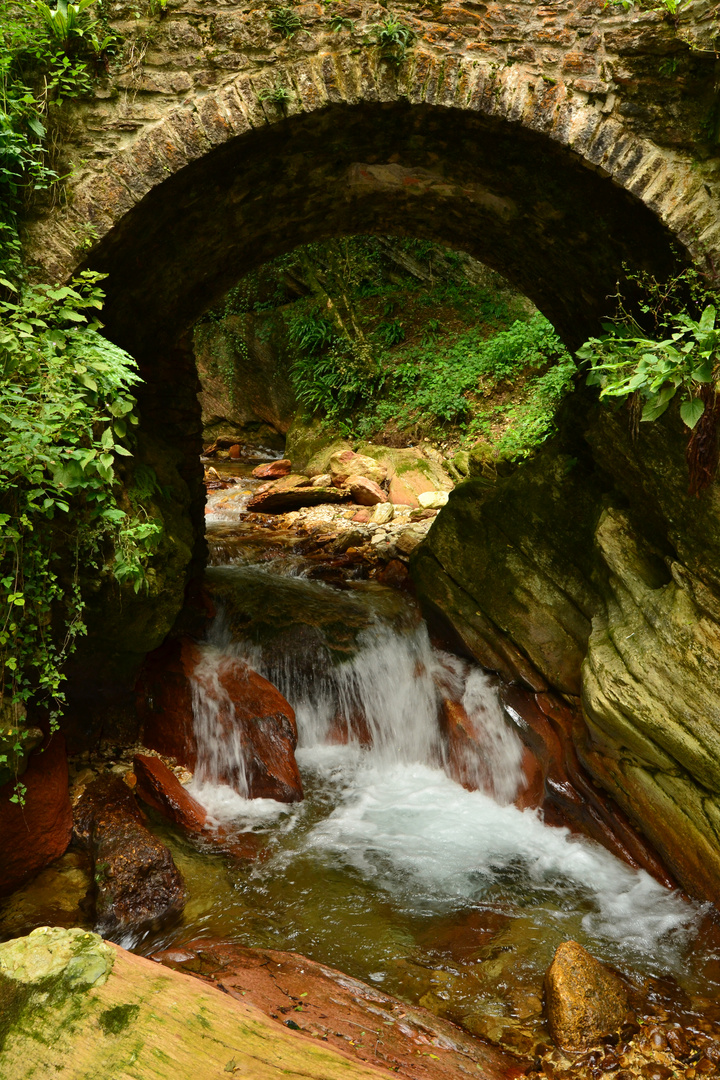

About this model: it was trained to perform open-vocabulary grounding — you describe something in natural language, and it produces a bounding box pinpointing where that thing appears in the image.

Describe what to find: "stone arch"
[35,47,720,736]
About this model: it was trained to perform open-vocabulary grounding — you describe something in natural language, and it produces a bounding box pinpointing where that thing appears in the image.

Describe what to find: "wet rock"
[440,697,496,794]
[202,660,303,802]
[138,636,303,803]
[545,940,630,1052]
[376,559,411,590]
[0,735,73,897]
[73,773,186,934]
[0,850,93,937]
[133,753,208,833]
[228,443,241,459]
[133,754,263,859]
[152,939,524,1080]
[252,458,291,479]
[136,636,199,768]
[344,474,387,506]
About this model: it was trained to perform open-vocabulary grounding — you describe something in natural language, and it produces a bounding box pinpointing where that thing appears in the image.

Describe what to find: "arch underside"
[85,100,684,358]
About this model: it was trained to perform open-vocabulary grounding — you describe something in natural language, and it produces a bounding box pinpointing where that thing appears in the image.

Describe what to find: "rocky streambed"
[5,440,720,1079]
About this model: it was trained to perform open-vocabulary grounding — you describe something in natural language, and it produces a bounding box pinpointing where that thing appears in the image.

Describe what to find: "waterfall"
[188,609,526,805]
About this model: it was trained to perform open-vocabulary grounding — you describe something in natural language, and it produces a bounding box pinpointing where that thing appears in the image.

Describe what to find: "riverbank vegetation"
[197,236,577,465]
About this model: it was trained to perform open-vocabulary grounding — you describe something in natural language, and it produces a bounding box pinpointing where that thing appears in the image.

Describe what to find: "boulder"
[133,753,208,833]
[252,458,291,479]
[284,414,351,475]
[247,473,350,513]
[138,637,303,803]
[389,475,420,506]
[194,658,303,803]
[418,490,449,509]
[0,927,404,1080]
[544,940,630,1051]
[73,773,186,934]
[132,754,264,859]
[344,474,387,506]
[0,735,73,898]
[329,450,387,485]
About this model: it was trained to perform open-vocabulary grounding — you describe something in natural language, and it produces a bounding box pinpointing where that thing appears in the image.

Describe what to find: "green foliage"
[290,339,385,420]
[258,83,294,110]
[329,13,353,31]
[287,311,336,355]
[579,304,719,429]
[0,0,114,283]
[268,7,302,38]
[35,0,97,45]
[0,272,161,798]
[375,13,412,61]
[374,318,405,347]
[492,357,577,460]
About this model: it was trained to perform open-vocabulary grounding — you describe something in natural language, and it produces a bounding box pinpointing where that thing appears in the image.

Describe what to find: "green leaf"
[680,397,705,429]
[699,305,716,334]
[100,427,114,450]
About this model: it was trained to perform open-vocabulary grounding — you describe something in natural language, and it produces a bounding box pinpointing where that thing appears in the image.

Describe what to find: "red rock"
[133,753,208,833]
[0,735,73,897]
[352,509,371,523]
[204,659,303,803]
[376,559,411,590]
[137,637,303,803]
[440,698,495,794]
[133,754,265,860]
[228,444,241,459]
[326,707,372,747]
[389,475,420,507]
[153,940,524,1080]
[252,459,291,479]
[74,773,186,933]
[136,636,199,770]
[343,474,386,506]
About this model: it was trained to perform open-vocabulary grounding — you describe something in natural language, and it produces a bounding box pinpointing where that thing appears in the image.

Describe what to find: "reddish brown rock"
[389,475,420,507]
[74,773,186,933]
[203,659,303,802]
[133,753,208,833]
[440,698,495,794]
[0,735,73,897]
[152,940,525,1080]
[344,474,387,506]
[228,443,241,459]
[352,508,372,523]
[326,707,372,747]
[137,637,303,803]
[545,940,630,1051]
[133,754,264,860]
[252,458,292,479]
[376,559,411,591]
[136,636,199,769]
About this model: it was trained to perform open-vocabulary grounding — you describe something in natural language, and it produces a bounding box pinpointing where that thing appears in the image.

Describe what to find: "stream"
[127,457,720,1056]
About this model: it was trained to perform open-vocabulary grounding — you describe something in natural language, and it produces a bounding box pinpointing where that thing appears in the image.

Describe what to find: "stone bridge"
[35,0,720,903]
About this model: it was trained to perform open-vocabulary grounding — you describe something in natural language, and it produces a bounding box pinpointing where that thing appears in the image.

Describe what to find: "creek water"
[133,462,720,1051]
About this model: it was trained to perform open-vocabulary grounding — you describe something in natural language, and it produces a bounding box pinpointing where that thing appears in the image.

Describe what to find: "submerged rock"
[73,773,186,935]
[0,735,73,898]
[544,940,630,1052]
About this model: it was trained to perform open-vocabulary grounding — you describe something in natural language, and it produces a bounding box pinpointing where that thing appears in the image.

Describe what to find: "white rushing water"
[185,594,701,976]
